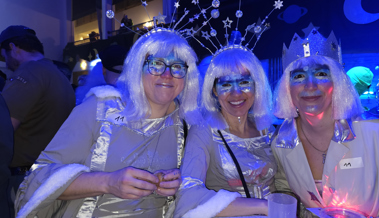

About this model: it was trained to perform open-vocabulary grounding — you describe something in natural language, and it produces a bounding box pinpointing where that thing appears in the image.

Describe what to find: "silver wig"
[202,48,273,131]
[117,30,201,125]
[273,55,364,119]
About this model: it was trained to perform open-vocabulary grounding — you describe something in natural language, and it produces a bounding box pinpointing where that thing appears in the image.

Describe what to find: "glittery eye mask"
[216,74,254,95]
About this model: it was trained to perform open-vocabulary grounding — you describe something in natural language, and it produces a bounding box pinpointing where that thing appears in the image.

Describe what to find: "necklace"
[299,122,328,164]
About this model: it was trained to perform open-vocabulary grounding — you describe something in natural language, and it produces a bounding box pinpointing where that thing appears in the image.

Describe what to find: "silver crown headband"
[185,0,284,56]
[282,27,342,69]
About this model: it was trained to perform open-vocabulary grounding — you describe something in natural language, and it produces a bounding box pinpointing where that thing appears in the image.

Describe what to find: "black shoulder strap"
[182,119,188,148]
[217,130,251,198]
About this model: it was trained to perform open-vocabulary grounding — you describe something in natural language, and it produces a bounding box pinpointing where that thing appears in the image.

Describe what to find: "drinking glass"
[268,193,297,218]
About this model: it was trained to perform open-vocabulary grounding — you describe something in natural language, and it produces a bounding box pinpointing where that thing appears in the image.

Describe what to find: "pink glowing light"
[327,87,333,95]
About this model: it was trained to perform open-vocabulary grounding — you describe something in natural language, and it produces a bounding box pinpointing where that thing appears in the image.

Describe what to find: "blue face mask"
[144,53,187,79]
[215,74,254,96]
[290,66,332,85]
[290,65,333,113]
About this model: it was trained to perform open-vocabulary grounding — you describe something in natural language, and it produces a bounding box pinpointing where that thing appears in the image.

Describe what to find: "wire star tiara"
[106,0,221,40]
[106,0,283,58]
[186,0,284,57]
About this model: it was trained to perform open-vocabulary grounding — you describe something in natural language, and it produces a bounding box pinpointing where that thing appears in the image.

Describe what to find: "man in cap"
[75,44,128,105]
[0,94,13,217]
[0,25,75,217]
[99,44,128,86]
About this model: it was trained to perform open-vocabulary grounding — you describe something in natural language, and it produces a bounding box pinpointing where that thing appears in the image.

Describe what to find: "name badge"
[108,113,127,125]
[339,157,364,170]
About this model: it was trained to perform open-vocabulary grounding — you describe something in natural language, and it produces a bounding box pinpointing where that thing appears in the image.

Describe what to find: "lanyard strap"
[217,130,251,198]
[183,119,188,147]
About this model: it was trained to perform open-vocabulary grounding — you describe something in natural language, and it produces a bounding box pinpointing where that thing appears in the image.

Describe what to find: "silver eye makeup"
[290,67,331,84]
[216,74,254,95]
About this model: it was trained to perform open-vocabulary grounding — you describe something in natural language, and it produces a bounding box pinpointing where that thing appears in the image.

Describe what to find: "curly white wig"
[202,48,273,131]
[117,30,201,124]
[273,55,364,119]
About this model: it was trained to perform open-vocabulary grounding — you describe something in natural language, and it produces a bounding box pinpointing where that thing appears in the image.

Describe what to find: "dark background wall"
[179,0,379,60]
[66,0,379,109]
[178,0,379,109]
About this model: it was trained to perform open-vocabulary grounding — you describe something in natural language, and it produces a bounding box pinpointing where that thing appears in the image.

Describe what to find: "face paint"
[289,65,334,115]
[215,72,255,119]
[216,74,254,96]
[290,67,332,84]
[142,52,186,110]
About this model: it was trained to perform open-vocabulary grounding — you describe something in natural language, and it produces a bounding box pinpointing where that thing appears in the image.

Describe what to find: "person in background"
[0,70,7,91]
[346,66,374,111]
[272,28,379,217]
[52,60,73,82]
[14,29,201,217]
[75,44,128,105]
[0,94,13,218]
[175,47,275,217]
[89,31,100,42]
[121,15,133,27]
[368,79,379,115]
[119,15,134,34]
[346,66,373,97]
[99,44,128,86]
[0,25,75,217]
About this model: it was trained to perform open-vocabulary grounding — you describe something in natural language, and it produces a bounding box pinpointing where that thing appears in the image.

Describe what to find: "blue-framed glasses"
[145,59,188,79]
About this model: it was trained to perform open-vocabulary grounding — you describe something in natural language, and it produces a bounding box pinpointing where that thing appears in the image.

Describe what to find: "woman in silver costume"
[14,29,201,217]
[174,48,276,217]
[272,29,379,217]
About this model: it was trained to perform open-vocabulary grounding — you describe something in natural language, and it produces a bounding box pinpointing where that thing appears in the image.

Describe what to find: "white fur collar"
[85,85,122,100]
[17,164,90,218]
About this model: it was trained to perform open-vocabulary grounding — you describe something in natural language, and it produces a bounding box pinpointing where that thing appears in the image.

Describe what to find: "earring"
[238,117,241,123]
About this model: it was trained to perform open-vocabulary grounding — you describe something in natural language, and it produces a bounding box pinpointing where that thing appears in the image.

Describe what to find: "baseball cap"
[99,45,128,74]
[0,25,37,45]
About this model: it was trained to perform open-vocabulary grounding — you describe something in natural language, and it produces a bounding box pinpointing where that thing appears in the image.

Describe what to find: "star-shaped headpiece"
[156,12,167,24]
[222,17,233,28]
[195,0,284,57]
[274,0,284,9]
[201,31,211,40]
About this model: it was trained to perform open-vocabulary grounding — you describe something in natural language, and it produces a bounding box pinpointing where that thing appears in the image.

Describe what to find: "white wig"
[273,55,364,119]
[202,48,273,131]
[117,31,201,125]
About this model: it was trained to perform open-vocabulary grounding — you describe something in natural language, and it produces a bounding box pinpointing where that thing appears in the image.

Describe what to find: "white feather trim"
[182,189,241,218]
[17,164,90,218]
[85,85,122,100]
